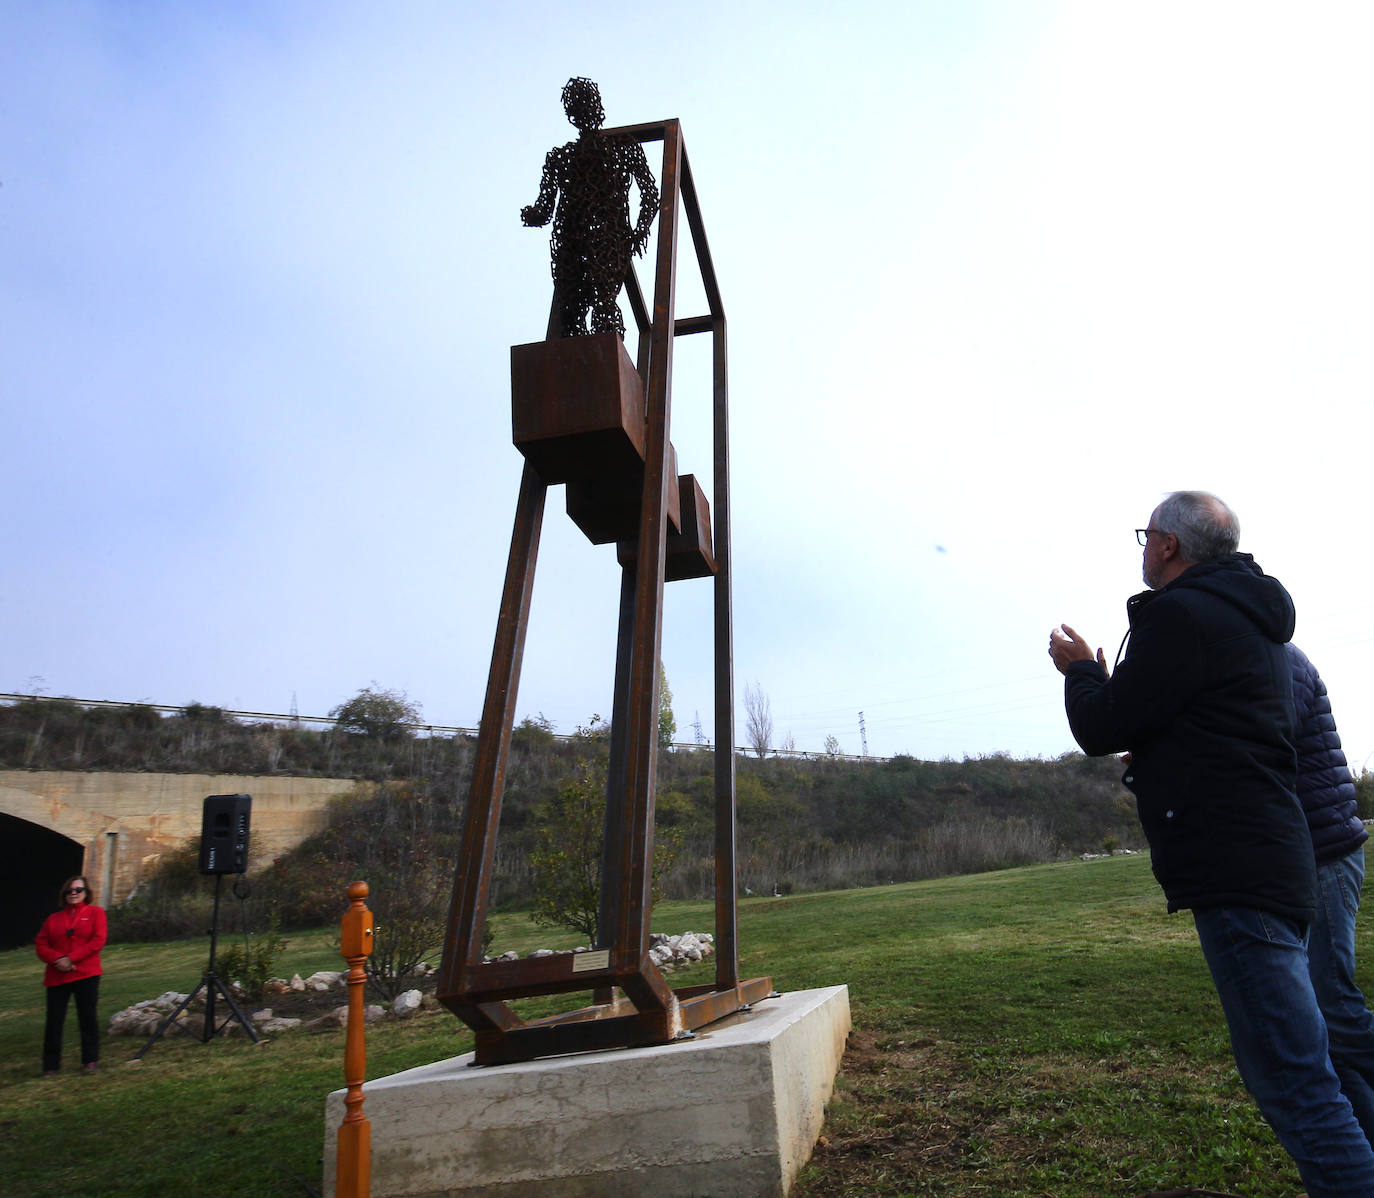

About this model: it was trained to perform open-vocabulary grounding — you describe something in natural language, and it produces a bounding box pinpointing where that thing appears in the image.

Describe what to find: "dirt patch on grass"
[797,1028,1010,1194]
[791,1027,1277,1198]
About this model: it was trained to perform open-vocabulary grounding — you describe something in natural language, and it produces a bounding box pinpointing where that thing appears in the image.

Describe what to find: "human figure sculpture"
[521,77,658,338]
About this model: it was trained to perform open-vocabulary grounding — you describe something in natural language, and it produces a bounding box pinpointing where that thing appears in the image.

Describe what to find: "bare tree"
[744,681,774,758]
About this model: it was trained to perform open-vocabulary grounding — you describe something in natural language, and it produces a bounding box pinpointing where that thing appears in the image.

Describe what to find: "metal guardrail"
[0,692,886,762]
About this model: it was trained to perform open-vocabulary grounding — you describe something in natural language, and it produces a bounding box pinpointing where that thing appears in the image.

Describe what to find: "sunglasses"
[65,886,86,894]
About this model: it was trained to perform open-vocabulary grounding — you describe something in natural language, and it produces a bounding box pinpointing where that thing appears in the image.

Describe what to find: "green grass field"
[0,855,1340,1197]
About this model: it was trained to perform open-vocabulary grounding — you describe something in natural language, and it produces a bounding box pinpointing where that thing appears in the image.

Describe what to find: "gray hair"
[1154,491,1240,562]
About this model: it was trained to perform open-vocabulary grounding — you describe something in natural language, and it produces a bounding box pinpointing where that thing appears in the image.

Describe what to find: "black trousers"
[43,975,100,1071]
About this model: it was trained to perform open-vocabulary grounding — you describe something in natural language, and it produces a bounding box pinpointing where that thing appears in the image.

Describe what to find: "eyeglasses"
[65,886,86,894]
[1135,528,1172,547]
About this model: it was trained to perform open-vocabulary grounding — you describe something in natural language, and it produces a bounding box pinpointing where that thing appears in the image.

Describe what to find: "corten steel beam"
[610,119,681,975]
[596,565,636,957]
[677,129,743,992]
[711,315,740,990]
[436,460,546,1031]
[623,264,651,377]
[673,314,714,336]
[438,117,769,1064]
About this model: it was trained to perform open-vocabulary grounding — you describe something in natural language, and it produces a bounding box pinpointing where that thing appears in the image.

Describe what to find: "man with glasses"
[1048,490,1374,1198]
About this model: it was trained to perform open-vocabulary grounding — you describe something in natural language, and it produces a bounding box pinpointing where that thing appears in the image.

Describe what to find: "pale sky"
[5,1,1374,765]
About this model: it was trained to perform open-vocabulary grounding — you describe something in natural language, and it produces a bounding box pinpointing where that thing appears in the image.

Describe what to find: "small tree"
[365,856,448,1000]
[512,712,556,752]
[329,684,421,740]
[529,721,678,943]
[658,664,676,749]
[744,681,773,758]
[823,734,842,758]
[528,759,605,943]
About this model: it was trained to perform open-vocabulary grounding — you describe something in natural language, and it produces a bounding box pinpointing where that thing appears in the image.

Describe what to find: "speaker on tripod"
[198,792,252,875]
[135,794,260,1058]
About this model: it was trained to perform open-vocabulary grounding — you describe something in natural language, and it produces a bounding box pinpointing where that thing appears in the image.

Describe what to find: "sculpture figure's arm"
[520,147,562,228]
[627,146,659,255]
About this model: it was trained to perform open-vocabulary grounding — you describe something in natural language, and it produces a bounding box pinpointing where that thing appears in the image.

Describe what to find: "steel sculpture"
[437,82,772,1066]
[520,77,659,338]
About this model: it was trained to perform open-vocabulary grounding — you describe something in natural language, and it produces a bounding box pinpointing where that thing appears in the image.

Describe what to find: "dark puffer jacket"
[1287,642,1367,865]
[1063,553,1314,921]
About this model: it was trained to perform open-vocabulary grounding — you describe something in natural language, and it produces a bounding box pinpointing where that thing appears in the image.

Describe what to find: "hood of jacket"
[1132,552,1295,642]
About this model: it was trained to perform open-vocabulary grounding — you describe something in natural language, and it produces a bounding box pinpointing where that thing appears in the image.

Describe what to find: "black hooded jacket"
[1063,553,1314,921]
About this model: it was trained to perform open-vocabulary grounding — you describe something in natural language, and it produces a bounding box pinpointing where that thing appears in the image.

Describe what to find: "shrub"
[217,921,289,1000]
[365,864,447,1001]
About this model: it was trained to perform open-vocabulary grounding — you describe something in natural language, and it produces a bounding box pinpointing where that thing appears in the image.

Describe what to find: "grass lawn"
[0,854,1347,1196]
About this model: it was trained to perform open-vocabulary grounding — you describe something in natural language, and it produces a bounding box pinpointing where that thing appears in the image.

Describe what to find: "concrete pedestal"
[323,985,850,1198]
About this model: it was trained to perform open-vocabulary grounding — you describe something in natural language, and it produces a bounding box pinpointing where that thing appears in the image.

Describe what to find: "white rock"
[324,1002,386,1026]
[393,990,424,1018]
[290,973,306,992]
[304,970,344,991]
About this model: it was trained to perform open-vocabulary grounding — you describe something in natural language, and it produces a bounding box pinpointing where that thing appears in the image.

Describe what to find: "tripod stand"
[134,873,260,1058]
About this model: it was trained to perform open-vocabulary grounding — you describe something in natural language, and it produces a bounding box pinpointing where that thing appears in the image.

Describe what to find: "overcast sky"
[5,1,1374,765]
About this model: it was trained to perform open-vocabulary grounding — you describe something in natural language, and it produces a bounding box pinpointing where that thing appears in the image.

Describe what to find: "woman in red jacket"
[35,874,107,1075]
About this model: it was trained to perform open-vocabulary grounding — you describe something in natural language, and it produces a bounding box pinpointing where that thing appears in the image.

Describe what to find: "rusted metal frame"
[674,144,743,992]
[596,565,637,958]
[436,460,546,1032]
[608,119,661,379]
[459,967,623,1004]
[710,311,741,991]
[673,314,714,336]
[473,1007,685,1067]
[517,995,637,1030]
[461,946,642,993]
[623,265,651,378]
[679,151,725,320]
[603,120,668,144]
[448,118,765,1059]
[611,117,682,1003]
[678,147,744,992]
[678,985,754,1030]
[544,288,562,340]
[674,975,774,1006]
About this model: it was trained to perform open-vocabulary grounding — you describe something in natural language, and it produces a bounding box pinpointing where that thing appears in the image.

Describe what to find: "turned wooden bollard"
[336,881,374,1198]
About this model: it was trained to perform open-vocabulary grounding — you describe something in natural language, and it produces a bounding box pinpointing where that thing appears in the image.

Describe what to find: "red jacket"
[35,903,107,987]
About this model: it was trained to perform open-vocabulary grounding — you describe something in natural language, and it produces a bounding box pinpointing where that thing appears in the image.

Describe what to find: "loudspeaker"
[199,794,252,875]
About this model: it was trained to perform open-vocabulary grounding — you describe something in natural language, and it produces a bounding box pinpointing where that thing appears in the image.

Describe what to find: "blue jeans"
[1310,847,1374,1145]
[1193,905,1374,1198]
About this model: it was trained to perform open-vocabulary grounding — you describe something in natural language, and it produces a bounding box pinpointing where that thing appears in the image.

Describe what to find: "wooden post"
[336,881,374,1198]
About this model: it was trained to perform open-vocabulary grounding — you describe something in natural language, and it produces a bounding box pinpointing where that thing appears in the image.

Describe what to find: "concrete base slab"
[323,985,850,1198]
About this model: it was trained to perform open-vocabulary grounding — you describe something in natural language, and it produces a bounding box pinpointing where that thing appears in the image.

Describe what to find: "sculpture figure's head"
[562,77,605,133]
